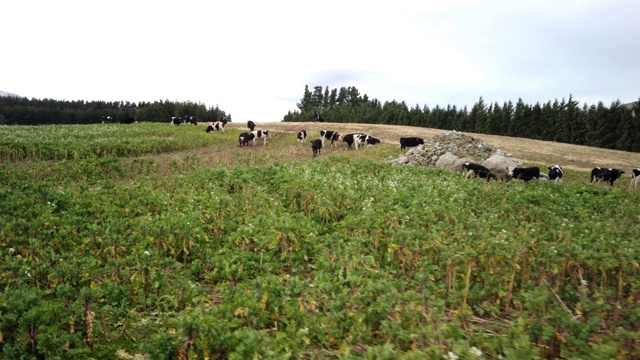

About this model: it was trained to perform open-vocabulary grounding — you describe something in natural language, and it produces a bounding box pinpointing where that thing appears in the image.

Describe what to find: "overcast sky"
[4,0,639,122]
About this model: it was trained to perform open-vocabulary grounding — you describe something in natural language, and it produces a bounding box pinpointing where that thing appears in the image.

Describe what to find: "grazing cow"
[120,117,136,124]
[206,120,228,133]
[508,166,541,182]
[311,139,323,157]
[251,130,270,146]
[238,132,254,147]
[247,120,256,131]
[353,134,380,150]
[297,129,307,143]
[171,116,182,126]
[590,167,625,186]
[400,137,424,150]
[631,168,640,190]
[547,165,564,183]
[320,130,340,147]
[314,113,324,122]
[365,136,381,146]
[462,163,496,181]
[101,115,113,123]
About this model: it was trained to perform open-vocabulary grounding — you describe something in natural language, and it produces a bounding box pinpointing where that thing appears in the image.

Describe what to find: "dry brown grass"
[227,121,640,172]
[141,121,639,182]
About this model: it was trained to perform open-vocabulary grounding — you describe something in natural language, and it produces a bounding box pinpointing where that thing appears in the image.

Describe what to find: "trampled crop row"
[1,124,639,358]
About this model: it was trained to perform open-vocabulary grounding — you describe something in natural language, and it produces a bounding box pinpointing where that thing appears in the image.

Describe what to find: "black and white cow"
[547,165,564,183]
[313,113,324,122]
[631,168,640,190]
[590,167,625,186]
[206,119,228,133]
[238,132,254,147]
[365,136,381,146]
[101,115,113,123]
[462,163,496,181]
[342,133,360,150]
[247,120,256,131]
[297,129,307,143]
[353,134,379,150]
[311,139,323,157]
[400,137,424,150]
[508,166,541,182]
[320,130,340,148]
[251,130,270,146]
[171,116,182,126]
[185,116,197,125]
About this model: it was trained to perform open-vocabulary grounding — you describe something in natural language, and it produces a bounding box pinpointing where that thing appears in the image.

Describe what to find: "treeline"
[284,85,640,152]
[0,97,227,125]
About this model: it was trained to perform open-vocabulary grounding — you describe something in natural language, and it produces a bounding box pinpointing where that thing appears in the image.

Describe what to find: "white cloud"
[3,0,639,122]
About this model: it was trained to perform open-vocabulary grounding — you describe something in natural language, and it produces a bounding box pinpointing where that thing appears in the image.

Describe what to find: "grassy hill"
[1,122,639,359]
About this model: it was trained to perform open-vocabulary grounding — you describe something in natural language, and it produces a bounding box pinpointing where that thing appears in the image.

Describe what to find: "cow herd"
[170,119,640,189]
[171,116,198,126]
[459,162,640,189]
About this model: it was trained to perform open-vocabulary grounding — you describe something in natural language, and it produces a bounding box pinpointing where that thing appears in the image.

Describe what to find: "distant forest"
[1,87,639,152]
[284,85,640,153]
[0,97,227,125]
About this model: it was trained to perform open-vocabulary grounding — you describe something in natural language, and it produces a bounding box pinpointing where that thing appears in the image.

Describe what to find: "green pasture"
[1,123,639,359]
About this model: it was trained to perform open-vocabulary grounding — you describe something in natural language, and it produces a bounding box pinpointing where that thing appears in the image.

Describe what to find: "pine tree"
[296,85,312,111]
[469,97,487,133]
[336,87,348,106]
[311,86,324,108]
[328,89,337,109]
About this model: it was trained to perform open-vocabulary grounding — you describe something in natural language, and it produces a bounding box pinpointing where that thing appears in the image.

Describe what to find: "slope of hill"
[229,122,640,173]
[0,90,21,98]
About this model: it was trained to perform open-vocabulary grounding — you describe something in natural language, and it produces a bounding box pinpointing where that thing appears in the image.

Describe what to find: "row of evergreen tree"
[2,87,639,152]
[284,85,640,153]
[0,97,227,126]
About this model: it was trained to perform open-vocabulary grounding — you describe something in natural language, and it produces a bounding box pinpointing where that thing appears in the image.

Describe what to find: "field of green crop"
[1,123,640,359]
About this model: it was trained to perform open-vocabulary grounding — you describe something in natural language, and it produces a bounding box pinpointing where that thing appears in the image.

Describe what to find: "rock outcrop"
[391,130,522,177]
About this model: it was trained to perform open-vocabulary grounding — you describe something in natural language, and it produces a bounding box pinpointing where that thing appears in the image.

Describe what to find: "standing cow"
[591,167,624,186]
[311,139,323,157]
[297,129,307,143]
[352,134,379,150]
[185,116,197,125]
[342,133,360,150]
[251,130,270,146]
[320,130,340,147]
[206,118,228,133]
[238,132,254,147]
[400,137,424,150]
[631,168,640,190]
[508,166,540,182]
